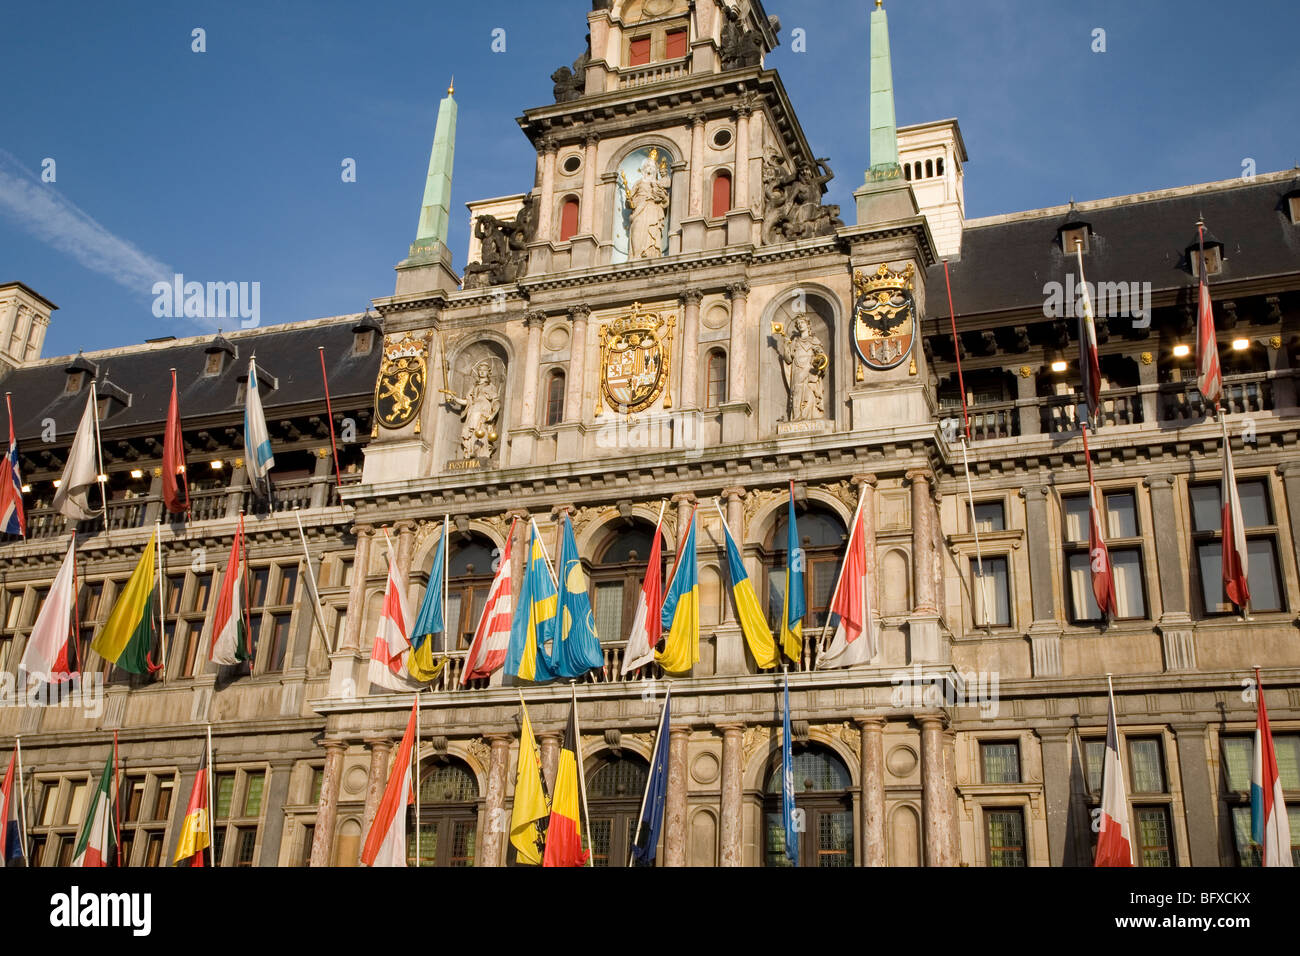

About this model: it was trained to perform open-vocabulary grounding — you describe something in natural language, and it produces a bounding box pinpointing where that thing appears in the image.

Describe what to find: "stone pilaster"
[856,716,887,866]
[565,304,590,423]
[672,492,696,551]
[688,114,706,218]
[309,737,346,867]
[579,133,599,236]
[918,715,951,867]
[511,311,547,466]
[481,734,512,867]
[535,136,558,243]
[906,471,942,663]
[726,102,753,245]
[1021,484,1063,676]
[538,732,560,793]
[1173,723,1220,865]
[718,722,744,866]
[663,724,690,867]
[1038,728,1074,867]
[678,288,703,410]
[721,281,751,443]
[359,737,393,863]
[1147,474,1196,670]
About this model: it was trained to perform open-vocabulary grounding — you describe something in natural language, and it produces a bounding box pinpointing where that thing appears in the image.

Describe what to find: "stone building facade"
[1,0,1297,867]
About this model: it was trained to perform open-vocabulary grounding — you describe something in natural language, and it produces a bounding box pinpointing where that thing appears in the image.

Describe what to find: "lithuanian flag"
[542,698,588,867]
[91,530,160,674]
[173,745,210,866]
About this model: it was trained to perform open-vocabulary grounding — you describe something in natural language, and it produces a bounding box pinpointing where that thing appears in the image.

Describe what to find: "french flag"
[1252,670,1293,867]
[0,412,24,538]
[1094,680,1133,866]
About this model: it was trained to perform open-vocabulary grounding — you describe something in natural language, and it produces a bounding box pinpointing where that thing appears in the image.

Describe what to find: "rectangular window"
[594,581,624,648]
[243,772,266,817]
[1064,491,1146,622]
[123,777,146,822]
[1084,739,1106,794]
[215,773,235,819]
[154,780,175,821]
[37,781,57,826]
[664,28,688,59]
[249,567,270,608]
[265,612,293,671]
[144,832,165,867]
[64,781,88,825]
[628,36,651,66]
[276,567,298,605]
[1127,737,1166,794]
[1222,735,1253,792]
[1135,806,1174,866]
[972,555,1011,627]
[1191,478,1285,614]
[235,828,258,866]
[298,825,315,867]
[985,808,1027,867]
[972,501,1006,532]
[311,768,324,805]
[980,742,1021,784]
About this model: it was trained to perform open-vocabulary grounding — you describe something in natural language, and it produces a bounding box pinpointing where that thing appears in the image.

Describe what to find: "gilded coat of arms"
[596,303,675,415]
[852,262,917,372]
[374,334,429,431]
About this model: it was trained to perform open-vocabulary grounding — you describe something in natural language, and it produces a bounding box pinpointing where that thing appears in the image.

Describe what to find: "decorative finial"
[876,0,883,7]
[447,76,454,96]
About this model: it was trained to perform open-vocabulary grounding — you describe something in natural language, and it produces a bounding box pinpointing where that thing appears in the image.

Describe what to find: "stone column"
[1148,474,1196,670]
[359,737,394,863]
[1021,484,1063,676]
[538,732,560,793]
[719,487,746,624]
[688,114,706,217]
[1282,462,1300,585]
[309,737,346,867]
[518,311,546,431]
[579,133,599,236]
[396,521,415,576]
[507,508,530,610]
[718,722,744,866]
[481,735,512,867]
[663,724,690,867]
[566,304,591,422]
[918,715,951,867]
[856,716,887,866]
[732,103,751,212]
[343,527,373,651]
[535,136,558,243]
[721,281,751,444]
[907,471,937,613]
[672,492,696,551]
[1173,723,1220,865]
[1014,368,1041,436]
[678,288,703,410]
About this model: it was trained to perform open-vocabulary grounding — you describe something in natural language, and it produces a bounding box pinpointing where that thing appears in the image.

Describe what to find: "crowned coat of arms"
[596,303,675,415]
[374,334,429,431]
[852,262,917,372]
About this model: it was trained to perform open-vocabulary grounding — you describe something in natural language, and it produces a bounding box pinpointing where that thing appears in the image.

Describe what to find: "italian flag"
[72,754,115,868]
[209,515,252,666]
[90,530,160,674]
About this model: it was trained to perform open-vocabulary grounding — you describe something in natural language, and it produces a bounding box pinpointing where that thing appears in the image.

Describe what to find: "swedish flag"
[780,487,805,662]
[549,514,605,678]
[505,521,559,682]
[657,509,699,674]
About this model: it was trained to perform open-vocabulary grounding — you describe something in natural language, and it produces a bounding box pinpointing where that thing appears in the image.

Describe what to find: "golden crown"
[854,262,916,296]
[382,333,428,362]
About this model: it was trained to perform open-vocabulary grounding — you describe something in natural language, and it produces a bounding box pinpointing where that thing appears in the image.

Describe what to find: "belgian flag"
[173,745,211,867]
[542,698,589,867]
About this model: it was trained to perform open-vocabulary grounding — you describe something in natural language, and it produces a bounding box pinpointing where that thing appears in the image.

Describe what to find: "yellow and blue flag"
[408,516,449,683]
[505,521,559,682]
[716,503,777,670]
[550,514,605,678]
[657,509,699,674]
[779,486,805,662]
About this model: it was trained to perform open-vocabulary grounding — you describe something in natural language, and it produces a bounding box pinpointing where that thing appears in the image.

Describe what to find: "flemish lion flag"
[173,746,210,866]
[510,697,550,865]
[72,753,115,868]
[91,530,161,674]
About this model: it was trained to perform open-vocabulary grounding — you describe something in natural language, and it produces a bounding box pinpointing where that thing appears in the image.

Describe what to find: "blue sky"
[2,0,1297,358]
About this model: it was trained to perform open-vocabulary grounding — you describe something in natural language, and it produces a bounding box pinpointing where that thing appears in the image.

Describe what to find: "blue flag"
[411,521,447,653]
[631,686,672,866]
[548,514,605,678]
[782,670,799,865]
[780,489,805,661]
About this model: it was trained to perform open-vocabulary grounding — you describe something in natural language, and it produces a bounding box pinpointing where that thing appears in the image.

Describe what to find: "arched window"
[429,533,497,651]
[545,370,566,426]
[705,348,727,408]
[559,197,580,242]
[588,753,650,866]
[591,520,666,655]
[936,156,945,176]
[764,745,853,867]
[710,170,732,218]
[913,162,922,180]
[409,758,479,866]
[903,163,911,181]
[765,502,847,632]
[925,159,934,178]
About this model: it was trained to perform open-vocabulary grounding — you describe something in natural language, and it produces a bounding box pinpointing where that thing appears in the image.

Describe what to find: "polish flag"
[820,489,877,668]
[1094,684,1134,867]
[361,698,417,867]
[1252,671,1293,867]
[462,520,516,683]
[621,507,664,676]
[1221,440,1250,608]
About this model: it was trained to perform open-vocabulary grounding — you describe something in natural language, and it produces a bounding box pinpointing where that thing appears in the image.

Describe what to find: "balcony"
[618,58,689,89]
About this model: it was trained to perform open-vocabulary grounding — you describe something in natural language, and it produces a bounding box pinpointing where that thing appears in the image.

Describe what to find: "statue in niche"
[463,195,538,288]
[444,361,502,459]
[620,149,671,259]
[773,313,828,422]
[761,151,843,243]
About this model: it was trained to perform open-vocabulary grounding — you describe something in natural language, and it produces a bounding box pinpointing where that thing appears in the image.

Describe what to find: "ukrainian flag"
[717,507,777,670]
[550,514,605,678]
[408,518,449,683]
[92,530,160,674]
[780,491,805,662]
[657,510,699,674]
[505,522,559,682]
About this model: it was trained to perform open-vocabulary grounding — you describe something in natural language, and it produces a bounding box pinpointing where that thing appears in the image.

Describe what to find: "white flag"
[244,359,275,487]
[52,394,100,520]
[19,540,78,683]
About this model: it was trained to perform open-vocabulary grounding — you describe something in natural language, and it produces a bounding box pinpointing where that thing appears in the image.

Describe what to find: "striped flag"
[1195,225,1223,406]
[820,486,877,668]
[1,398,24,537]
[461,519,515,683]
[1252,671,1293,867]
[243,359,275,491]
[1,751,24,865]
[91,531,161,674]
[19,540,79,684]
[510,696,550,865]
[716,503,777,670]
[621,507,665,675]
[543,695,589,867]
[1094,681,1134,866]
[72,754,115,868]
[1074,244,1104,423]
[209,514,252,666]
[173,745,211,867]
[361,698,417,867]
[1221,438,1250,608]
[52,393,101,520]
[368,540,421,692]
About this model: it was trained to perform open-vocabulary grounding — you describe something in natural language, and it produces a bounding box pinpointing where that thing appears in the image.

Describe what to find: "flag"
[549,514,604,678]
[1222,439,1250,608]
[1252,673,1293,867]
[368,542,421,692]
[408,517,449,683]
[72,753,115,868]
[716,505,777,670]
[1087,482,1115,618]
[543,698,588,867]
[1,402,24,537]
[1,751,24,865]
[1196,227,1223,407]
[162,370,189,515]
[510,698,550,865]
[1074,246,1104,424]
[820,491,877,668]
[1094,684,1134,866]
[19,540,79,684]
[243,359,275,490]
[630,686,671,865]
[505,521,559,683]
[173,746,210,867]
[779,489,805,662]
[781,671,799,866]
[361,698,417,867]
[52,393,100,520]
[462,520,515,683]
[91,530,160,674]
[209,514,252,666]
[657,510,699,674]
[621,508,664,676]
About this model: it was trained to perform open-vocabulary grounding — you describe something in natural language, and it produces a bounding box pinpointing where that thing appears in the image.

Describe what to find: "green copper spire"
[867,1,901,182]
[411,80,457,256]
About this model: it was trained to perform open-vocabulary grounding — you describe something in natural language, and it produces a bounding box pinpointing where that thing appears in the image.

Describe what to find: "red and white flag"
[162,369,189,515]
[19,540,78,684]
[1074,245,1104,423]
[1088,482,1115,617]
[209,514,252,666]
[621,505,665,676]
[1221,439,1250,608]
[462,520,516,683]
[361,698,417,867]
[1094,682,1134,866]
[1195,227,1223,406]
[820,489,877,668]
[1252,671,1293,867]
[368,539,420,692]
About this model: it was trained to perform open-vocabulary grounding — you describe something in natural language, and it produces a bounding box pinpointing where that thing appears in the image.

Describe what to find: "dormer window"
[1285,190,1300,225]
[1187,228,1225,278]
[204,334,236,376]
[205,351,225,375]
[352,312,382,356]
[64,354,97,395]
[1059,222,1091,255]
[65,370,84,395]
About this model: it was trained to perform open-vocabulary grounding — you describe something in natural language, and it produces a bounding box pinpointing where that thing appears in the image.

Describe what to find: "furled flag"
[781,670,799,866]
[1,750,24,866]
[1094,680,1134,867]
[408,516,449,683]
[243,359,275,493]
[549,514,605,678]
[1087,481,1115,618]
[1074,244,1104,424]
[510,696,550,865]
[505,521,559,683]
[779,487,805,663]
[72,753,116,868]
[621,505,664,676]
[657,509,699,674]
[716,502,777,670]
[1,397,24,537]
[1221,436,1250,608]
[209,513,252,666]
[91,530,161,675]
[173,744,211,867]
[368,538,422,692]
[52,392,101,520]
[1252,671,1293,867]
[461,519,516,684]
[1195,224,1224,407]
[630,685,671,866]
[19,540,79,685]
[361,698,418,867]
[820,487,878,669]
[162,369,189,515]
[543,695,589,867]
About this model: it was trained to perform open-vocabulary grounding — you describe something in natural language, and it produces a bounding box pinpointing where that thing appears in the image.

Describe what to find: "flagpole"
[441,514,449,658]
[206,724,216,867]
[15,735,29,865]
[293,508,333,655]
[413,694,421,867]
[628,683,669,867]
[318,347,343,491]
[89,383,108,516]
[569,681,595,867]
[113,729,122,867]
[156,523,168,683]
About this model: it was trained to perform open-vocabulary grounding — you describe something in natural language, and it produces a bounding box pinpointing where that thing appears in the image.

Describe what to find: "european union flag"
[631,685,671,865]
[549,514,605,678]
